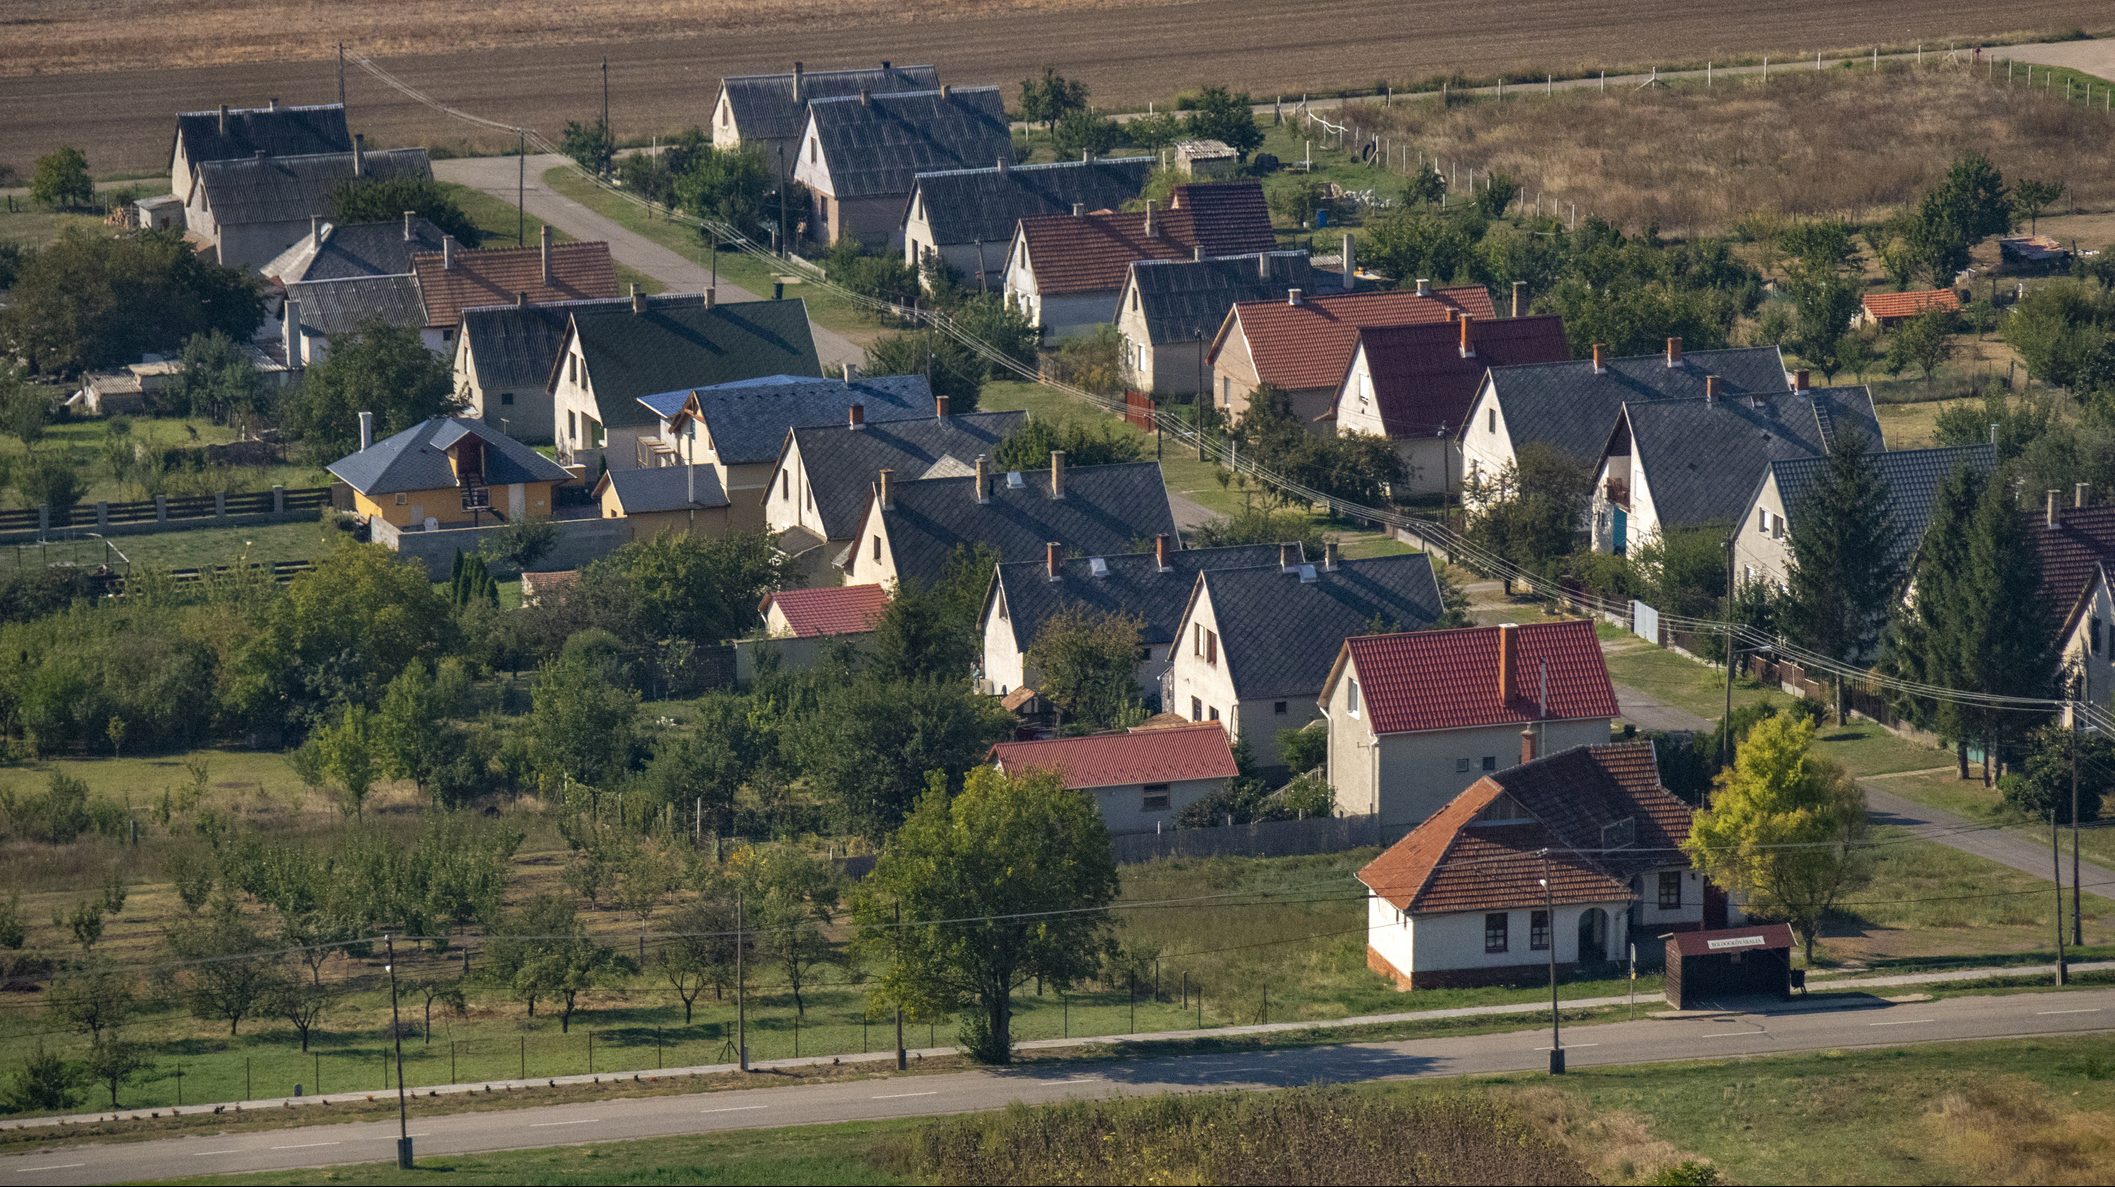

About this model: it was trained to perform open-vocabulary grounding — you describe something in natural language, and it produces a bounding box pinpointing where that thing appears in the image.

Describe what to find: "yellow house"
[592,464,735,539]
[329,415,572,530]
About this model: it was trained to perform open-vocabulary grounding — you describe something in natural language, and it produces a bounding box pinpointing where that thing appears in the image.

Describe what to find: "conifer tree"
[1781,433,1901,721]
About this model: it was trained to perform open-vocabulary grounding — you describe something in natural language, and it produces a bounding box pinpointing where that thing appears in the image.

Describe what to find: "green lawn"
[441,180,560,251]
[1599,639,1782,723]
[0,416,328,511]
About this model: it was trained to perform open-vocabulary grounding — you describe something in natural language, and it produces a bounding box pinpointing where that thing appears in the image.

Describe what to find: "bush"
[1277,722,1326,774]
[992,418,1142,472]
[0,1046,79,1114]
[29,147,93,212]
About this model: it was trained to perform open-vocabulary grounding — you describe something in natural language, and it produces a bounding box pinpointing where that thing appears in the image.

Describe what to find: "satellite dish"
[423,516,440,533]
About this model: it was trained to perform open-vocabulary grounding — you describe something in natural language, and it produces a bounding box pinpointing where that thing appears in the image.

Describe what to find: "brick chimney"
[975,454,990,503]
[1073,202,1085,217]
[1342,234,1356,290]
[847,402,865,429]
[1458,313,1475,358]
[879,467,895,511]
[1257,253,1270,280]
[1323,538,1340,571]
[516,291,527,307]
[269,96,279,111]
[935,394,951,419]
[352,132,365,177]
[1280,542,1299,571]
[540,224,553,286]
[1793,368,1810,392]
[841,361,858,381]
[1155,532,1173,572]
[1705,374,1720,404]
[1510,280,1526,318]
[1665,336,1682,368]
[859,88,871,107]
[442,234,456,269]
[2078,482,2093,509]
[1497,621,1518,704]
[2048,489,2062,527]
[1520,725,1537,765]
[218,104,229,135]
[880,60,891,73]
[997,155,1009,174]
[1591,343,1606,374]
[940,84,953,99]
[706,286,717,309]
[1046,541,1062,580]
[1049,450,1067,499]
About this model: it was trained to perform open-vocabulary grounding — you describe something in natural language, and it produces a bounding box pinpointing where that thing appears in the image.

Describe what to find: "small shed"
[133,194,185,231]
[1664,923,1795,1009]
[1173,139,1238,178]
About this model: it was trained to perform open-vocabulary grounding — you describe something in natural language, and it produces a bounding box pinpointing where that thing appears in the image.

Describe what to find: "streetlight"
[1539,853,1563,1075]
[385,935,413,1169]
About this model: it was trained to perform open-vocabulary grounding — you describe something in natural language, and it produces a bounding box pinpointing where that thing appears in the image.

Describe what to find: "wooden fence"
[0,486,333,539]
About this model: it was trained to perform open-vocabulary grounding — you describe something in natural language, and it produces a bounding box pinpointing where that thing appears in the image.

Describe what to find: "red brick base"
[1367,946,1585,990]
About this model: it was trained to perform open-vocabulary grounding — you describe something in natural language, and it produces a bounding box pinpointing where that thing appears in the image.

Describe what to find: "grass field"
[0,417,328,511]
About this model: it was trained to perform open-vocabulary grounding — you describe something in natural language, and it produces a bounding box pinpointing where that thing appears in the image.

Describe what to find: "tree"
[1887,461,1984,776]
[0,366,51,451]
[1182,86,1263,161]
[2,1045,79,1114]
[862,544,997,684]
[1955,471,2060,778]
[992,419,1142,472]
[639,696,762,835]
[1047,324,1129,398]
[267,974,335,1052]
[855,766,1118,1063]
[81,1033,149,1109]
[284,322,459,460]
[742,847,842,1018]
[2000,721,2110,824]
[163,331,271,428]
[1475,172,1521,218]
[1361,206,1475,286]
[1404,164,1446,207]
[1835,328,1877,383]
[560,119,616,177]
[487,893,622,1031]
[47,960,134,1042]
[1779,433,1902,720]
[1463,443,1593,578]
[482,515,559,572]
[2012,177,2064,235]
[1027,606,1145,730]
[1017,68,1089,136]
[944,295,1037,369]
[526,651,641,788]
[575,530,786,649]
[17,454,82,514]
[165,902,279,1034]
[615,841,682,961]
[794,676,1009,837]
[1124,112,1184,153]
[29,147,93,211]
[0,228,263,376]
[867,329,989,412]
[661,884,742,1022]
[1908,151,2011,285]
[1684,714,1871,964]
[1265,174,1331,227]
[373,659,467,796]
[1785,273,1860,379]
[672,144,775,233]
[1051,109,1122,159]
[330,176,479,246]
[314,705,381,818]
[1278,722,1327,774]
[1885,308,1953,386]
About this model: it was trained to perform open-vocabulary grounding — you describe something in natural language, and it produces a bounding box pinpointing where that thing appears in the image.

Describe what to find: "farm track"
[0,0,2109,175]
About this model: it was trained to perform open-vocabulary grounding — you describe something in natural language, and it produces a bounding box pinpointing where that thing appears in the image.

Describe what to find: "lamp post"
[1539,853,1563,1075]
[385,934,413,1169]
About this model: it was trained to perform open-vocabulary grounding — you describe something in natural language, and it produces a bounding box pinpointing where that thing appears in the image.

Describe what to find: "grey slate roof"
[682,374,935,465]
[809,88,1014,201]
[1197,553,1447,700]
[1623,386,1883,531]
[459,294,705,394]
[1766,443,1996,573]
[789,410,1026,539]
[911,157,1155,246]
[1483,345,1789,462]
[1129,252,1326,344]
[328,417,572,496]
[864,460,1179,588]
[992,544,1289,655]
[175,104,351,172]
[284,274,426,337]
[260,217,449,283]
[571,299,822,428]
[720,64,941,144]
[601,464,730,513]
[197,148,432,228]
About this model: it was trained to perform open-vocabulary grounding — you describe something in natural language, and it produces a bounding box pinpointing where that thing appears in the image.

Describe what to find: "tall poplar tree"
[1781,434,1901,721]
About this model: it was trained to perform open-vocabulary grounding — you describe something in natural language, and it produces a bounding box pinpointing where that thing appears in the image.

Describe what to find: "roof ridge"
[724,64,937,81]
[809,85,1001,106]
[915,156,1154,180]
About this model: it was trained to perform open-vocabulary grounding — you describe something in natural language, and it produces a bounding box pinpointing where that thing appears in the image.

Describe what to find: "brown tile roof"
[411,242,620,330]
[762,583,891,638]
[991,723,1238,789]
[1861,288,1960,322]
[1345,315,1570,436]
[1333,620,1617,735]
[1016,181,1274,296]
[1214,285,1497,392]
[2025,504,2115,636]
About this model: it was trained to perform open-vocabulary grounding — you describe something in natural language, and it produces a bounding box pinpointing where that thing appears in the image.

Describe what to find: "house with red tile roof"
[1331,314,1570,494]
[2024,492,2115,710]
[990,722,1238,833]
[1852,287,1961,329]
[762,584,892,639]
[1002,180,1275,342]
[1355,741,1712,990]
[411,228,620,347]
[1317,620,1618,828]
[1206,281,1496,426]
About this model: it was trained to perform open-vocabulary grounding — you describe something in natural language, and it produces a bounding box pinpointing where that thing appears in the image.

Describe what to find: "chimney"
[1520,726,1537,766]
[997,156,1009,174]
[516,290,527,307]
[2077,482,2093,509]
[1415,277,1431,297]
[403,210,414,241]
[358,410,374,452]
[630,282,645,313]
[1458,313,1475,358]
[791,61,804,104]
[935,393,951,419]
[1323,538,1340,571]
[269,96,279,111]
[282,299,302,372]
[442,234,456,269]
[1990,421,2000,449]
[1510,280,1526,318]
[310,214,321,248]
[1497,621,1518,704]
[218,104,229,135]
[841,361,858,382]
[879,468,895,511]
[352,132,365,177]
[940,84,953,100]
[540,224,553,285]
[880,60,891,73]
[1082,148,1092,163]
[1072,202,1085,217]
[1705,374,1721,403]
[1049,450,1067,499]
[1154,532,1173,572]
[708,286,719,308]
[1046,541,1063,580]
[975,454,990,503]
[1280,542,1299,571]
[2048,489,2062,527]
[1144,200,1157,238]
[1194,245,1205,262]
[1591,343,1606,374]
[859,88,871,107]
[848,402,865,429]
[1257,252,1270,280]
[1665,336,1682,368]
[1287,287,1304,306]
[1342,233,1356,290]
[1793,368,1811,392]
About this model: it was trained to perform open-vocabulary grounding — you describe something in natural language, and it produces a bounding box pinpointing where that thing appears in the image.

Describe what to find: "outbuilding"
[1663,923,1795,1009]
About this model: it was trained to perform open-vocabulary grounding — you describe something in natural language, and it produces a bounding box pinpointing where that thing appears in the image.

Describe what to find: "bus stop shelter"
[1664,924,1795,1009]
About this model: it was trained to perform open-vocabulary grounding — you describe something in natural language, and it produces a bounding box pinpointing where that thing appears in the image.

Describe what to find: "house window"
[1141,784,1171,812]
[1205,629,1218,666]
[1208,706,1220,722]
[1757,508,1769,533]
[1455,757,1471,773]
[1481,756,1498,771]
[1274,700,1288,715]
[2093,614,2105,657]
[1658,871,1683,910]
[809,140,817,164]
[1484,913,1509,953]
[1346,678,1360,716]
[499,391,514,406]
[872,535,882,561]
[781,472,790,499]
[1530,910,1550,951]
[1487,408,1496,434]
[568,411,578,440]
[1191,696,1203,722]
[394,493,408,506]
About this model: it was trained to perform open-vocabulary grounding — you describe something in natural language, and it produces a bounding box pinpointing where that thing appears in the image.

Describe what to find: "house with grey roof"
[1114,250,1334,397]
[170,101,351,236]
[260,213,449,284]
[190,141,431,269]
[328,415,573,533]
[766,405,1025,560]
[549,295,822,472]
[280,274,434,363]
[792,86,1014,249]
[902,155,1155,290]
[454,294,706,445]
[1732,443,1995,592]
[713,62,941,173]
[979,538,1288,701]
[841,454,1179,590]
[1164,546,1447,768]
[1458,339,1790,493]
[1590,382,1883,556]
[593,463,734,540]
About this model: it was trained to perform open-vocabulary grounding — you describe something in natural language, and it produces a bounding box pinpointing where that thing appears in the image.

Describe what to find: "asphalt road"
[5,986,2110,1184]
[1865,781,2115,892]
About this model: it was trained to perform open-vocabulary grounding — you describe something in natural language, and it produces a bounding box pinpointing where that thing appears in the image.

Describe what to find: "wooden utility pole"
[337,42,346,108]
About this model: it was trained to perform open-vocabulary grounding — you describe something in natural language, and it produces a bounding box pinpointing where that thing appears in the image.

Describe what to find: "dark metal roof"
[861,460,1179,588]
[459,294,707,395]
[571,299,822,428]
[808,88,1014,201]
[1767,443,1996,574]
[720,64,941,144]
[284,274,426,337]
[911,156,1154,246]
[599,464,730,513]
[1623,386,1882,531]
[174,104,350,171]
[261,217,450,283]
[789,410,1024,539]
[991,544,1288,654]
[1127,252,1324,344]
[196,148,432,228]
[327,416,572,496]
[674,373,936,466]
[1198,553,1446,699]
[1482,345,1789,462]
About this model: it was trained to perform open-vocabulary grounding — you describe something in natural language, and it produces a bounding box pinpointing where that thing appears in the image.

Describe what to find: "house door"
[1612,508,1628,556]
[507,483,525,519]
[1577,908,1610,963]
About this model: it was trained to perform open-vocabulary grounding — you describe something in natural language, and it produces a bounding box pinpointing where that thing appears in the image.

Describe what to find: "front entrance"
[1577,907,1610,963]
[1612,507,1628,556]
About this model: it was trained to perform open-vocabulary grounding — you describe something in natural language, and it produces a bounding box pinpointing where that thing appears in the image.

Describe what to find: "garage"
[1664,923,1795,1009]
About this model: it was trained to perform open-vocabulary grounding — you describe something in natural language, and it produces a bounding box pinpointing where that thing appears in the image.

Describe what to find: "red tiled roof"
[411,242,620,329]
[1668,923,1794,959]
[762,583,891,638]
[1017,181,1274,295]
[990,723,1239,789]
[1345,315,1571,436]
[1335,620,1617,735]
[1215,286,1498,392]
[1861,288,1959,322]
[2025,504,2115,635]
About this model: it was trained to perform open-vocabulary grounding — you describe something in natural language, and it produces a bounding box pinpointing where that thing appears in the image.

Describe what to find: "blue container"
[1315,208,1329,228]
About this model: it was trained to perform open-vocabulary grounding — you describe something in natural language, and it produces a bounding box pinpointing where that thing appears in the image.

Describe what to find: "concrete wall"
[373,514,626,578]
[733,632,869,685]
[1109,811,1386,864]
[1368,894,1636,989]
[1085,775,1225,835]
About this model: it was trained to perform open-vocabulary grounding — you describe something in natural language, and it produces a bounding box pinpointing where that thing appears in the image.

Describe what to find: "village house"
[454,293,706,445]
[1006,181,1276,341]
[1458,339,1790,492]
[841,453,1179,590]
[328,413,572,532]
[990,723,1240,834]
[1732,443,1995,591]
[1853,287,1961,330]
[1357,741,1713,989]
[902,155,1155,290]
[1115,250,1326,397]
[764,401,1024,563]
[169,100,351,241]
[412,229,620,349]
[1589,380,1882,557]
[1164,546,1447,769]
[793,86,1014,249]
[762,584,892,641]
[713,62,940,172]
[978,537,1287,701]
[259,211,449,284]
[1331,313,1571,494]
[1316,620,1618,828]
[591,464,733,539]
[187,135,430,269]
[550,294,822,472]
[2026,490,2115,710]
[1206,281,1496,425]
[278,274,433,361]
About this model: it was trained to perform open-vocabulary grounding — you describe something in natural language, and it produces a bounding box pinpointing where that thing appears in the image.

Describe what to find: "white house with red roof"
[990,722,1238,833]
[1356,741,1711,990]
[1317,620,1618,828]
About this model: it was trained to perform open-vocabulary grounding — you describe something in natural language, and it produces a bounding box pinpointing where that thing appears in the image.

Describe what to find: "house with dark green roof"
[1731,443,1994,591]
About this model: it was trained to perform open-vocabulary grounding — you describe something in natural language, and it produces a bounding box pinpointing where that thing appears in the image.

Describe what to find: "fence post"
[273,484,286,514]
[213,491,228,521]
[95,502,109,531]
[36,504,49,536]
[154,495,168,524]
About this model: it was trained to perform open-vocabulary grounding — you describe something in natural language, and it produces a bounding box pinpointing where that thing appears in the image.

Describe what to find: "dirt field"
[0,1,2108,177]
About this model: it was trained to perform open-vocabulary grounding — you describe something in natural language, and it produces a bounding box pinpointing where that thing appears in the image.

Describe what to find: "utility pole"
[2052,803,2070,986]
[385,935,413,1169]
[2072,673,2087,946]
[1540,852,1563,1074]
[601,57,610,137]
[517,130,526,247]
[736,891,749,1070]
[1720,537,1737,769]
[894,902,907,1071]
[337,43,346,109]
[777,145,789,258]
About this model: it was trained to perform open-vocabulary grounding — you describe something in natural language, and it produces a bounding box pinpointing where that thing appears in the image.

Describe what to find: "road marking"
[872,1090,939,1100]
[529,1118,599,1128]
[1868,1018,1937,1027]
[269,1142,340,1151]
[14,1166,87,1175]
[2040,1007,2104,1015]
[1046,1077,1098,1084]
[1701,1031,1757,1038]
[701,1105,769,1114]
[191,1149,241,1157]
[1535,1044,1599,1051]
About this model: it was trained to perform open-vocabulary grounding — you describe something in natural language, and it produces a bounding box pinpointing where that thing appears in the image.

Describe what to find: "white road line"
[1045,1078,1098,1085]
[872,1090,939,1100]
[701,1105,769,1114]
[1535,1044,1599,1051]
[15,1166,87,1175]
[190,1149,241,1157]
[1868,1019,1937,1027]
[528,1118,599,1128]
[269,1142,340,1150]
[2039,1007,2104,1015]
[1701,1031,1758,1038]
